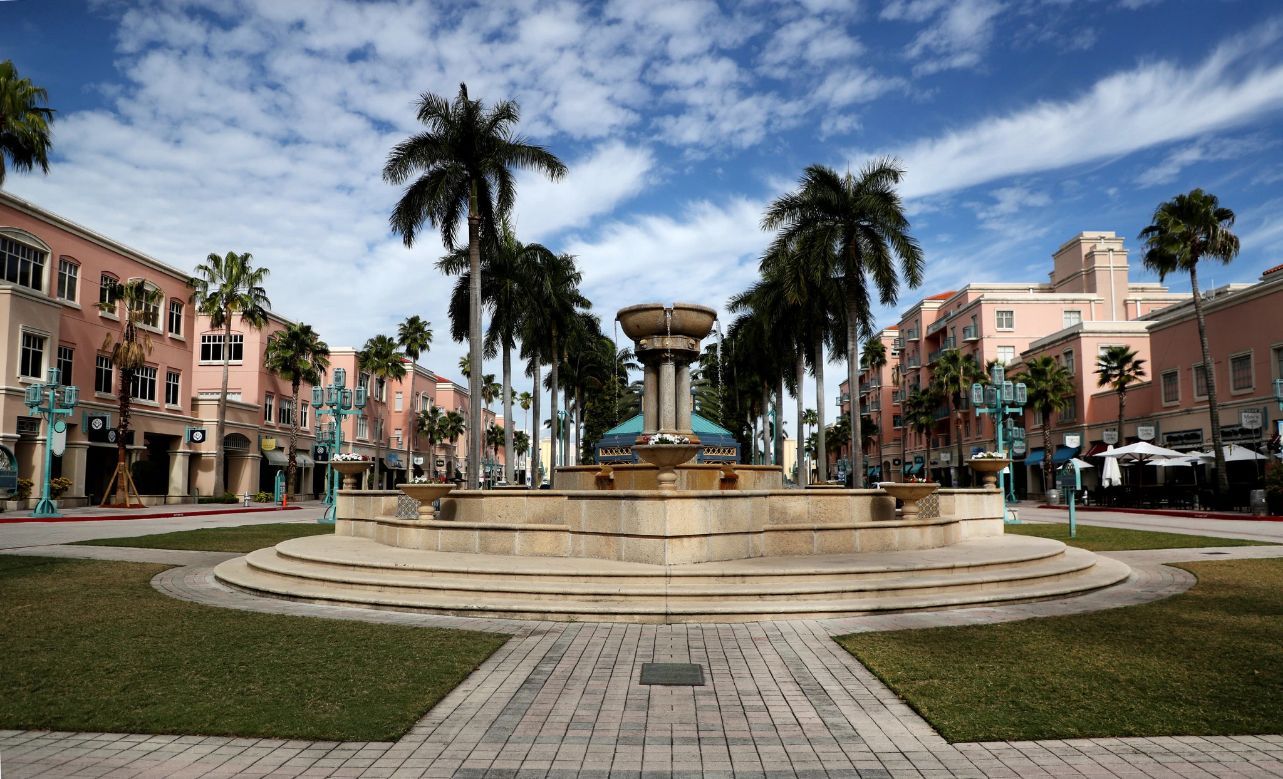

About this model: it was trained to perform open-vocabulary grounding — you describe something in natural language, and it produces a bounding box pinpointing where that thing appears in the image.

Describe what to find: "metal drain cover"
[640,663,705,686]
[1201,551,1230,555]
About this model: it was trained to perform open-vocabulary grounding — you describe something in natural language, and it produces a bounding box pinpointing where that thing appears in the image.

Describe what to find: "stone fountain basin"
[878,482,940,502]
[398,483,455,505]
[617,303,717,340]
[633,443,701,469]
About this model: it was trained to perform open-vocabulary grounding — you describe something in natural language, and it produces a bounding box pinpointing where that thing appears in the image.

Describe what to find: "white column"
[168,450,190,500]
[642,362,659,434]
[676,363,692,434]
[659,359,676,432]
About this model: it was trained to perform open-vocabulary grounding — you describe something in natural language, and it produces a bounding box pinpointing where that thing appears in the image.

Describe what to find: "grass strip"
[74,522,334,553]
[838,558,1283,742]
[0,555,507,740]
[1004,522,1268,552]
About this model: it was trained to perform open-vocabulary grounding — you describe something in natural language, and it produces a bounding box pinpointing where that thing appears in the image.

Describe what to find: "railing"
[926,318,949,336]
[904,328,919,341]
[892,390,905,403]
[905,354,921,369]
[962,325,978,341]
[893,337,904,349]
[933,405,950,421]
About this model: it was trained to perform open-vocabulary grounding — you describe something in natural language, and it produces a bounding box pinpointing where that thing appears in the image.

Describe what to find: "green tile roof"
[602,413,734,438]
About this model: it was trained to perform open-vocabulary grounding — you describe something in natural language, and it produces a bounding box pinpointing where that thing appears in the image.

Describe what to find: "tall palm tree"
[98,278,162,506]
[417,405,444,479]
[518,391,533,433]
[264,323,330,498]
[440,409,467,480]
[189,251,270,496]
[762,159,924,487]
[397,315,432,478]
[1095,345,1146,446]
[484,423,505,483]
[903,388,938,481]
[0,60,55,187]
[930,349,985,486]
[1140,188,1240,497]
[1015,356,1075,496]
[384,83,566,489]
[513,429,530,481]
[480,373,501,412]
[357,335,407,488]
[861,337,888,481]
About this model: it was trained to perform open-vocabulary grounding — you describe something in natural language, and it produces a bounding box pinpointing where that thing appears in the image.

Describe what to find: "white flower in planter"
[645,433,691,445]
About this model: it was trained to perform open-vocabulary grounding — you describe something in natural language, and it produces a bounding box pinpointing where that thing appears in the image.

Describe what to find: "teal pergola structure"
[595,413,740,464]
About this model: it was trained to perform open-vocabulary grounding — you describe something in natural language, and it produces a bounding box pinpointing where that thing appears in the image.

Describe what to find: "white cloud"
[866,21,1283,198]
[1135,135,1277,188]
[514,143,656,241]
[884,0,1004,75]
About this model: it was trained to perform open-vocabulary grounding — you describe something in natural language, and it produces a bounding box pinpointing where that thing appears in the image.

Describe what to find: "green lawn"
[1004,521,1268,552]
[838,558,1283,742]
[0,556,507,740]
[74,522,334,553]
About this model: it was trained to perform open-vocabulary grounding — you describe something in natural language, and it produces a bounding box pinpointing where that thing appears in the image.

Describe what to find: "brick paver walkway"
[3,542,1283,778]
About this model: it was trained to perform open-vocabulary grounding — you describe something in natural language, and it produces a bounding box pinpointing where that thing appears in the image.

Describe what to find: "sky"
[3,0,1282,418]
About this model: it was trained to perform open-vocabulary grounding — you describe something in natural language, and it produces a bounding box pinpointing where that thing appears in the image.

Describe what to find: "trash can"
[1250,489,1268,517]
[1046,488,1060,505]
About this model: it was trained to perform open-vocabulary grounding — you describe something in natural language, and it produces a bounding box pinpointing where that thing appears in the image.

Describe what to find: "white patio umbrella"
[1068,458,1095,470]
[1101,445,1123,488]
[1221,444,1267,462]
[1099,441,1188,461]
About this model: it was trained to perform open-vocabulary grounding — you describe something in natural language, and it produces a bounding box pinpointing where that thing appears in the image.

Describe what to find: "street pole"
[312,368,367,524]
[971,362,1027,525]
[24,368,78,518]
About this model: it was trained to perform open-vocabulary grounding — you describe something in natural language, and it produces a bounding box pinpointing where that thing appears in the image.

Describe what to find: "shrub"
[50,477,73,498]
[196,493,239,505]
[15,478,33,500]
[254,491,273,503]
[1265,463,1283,515]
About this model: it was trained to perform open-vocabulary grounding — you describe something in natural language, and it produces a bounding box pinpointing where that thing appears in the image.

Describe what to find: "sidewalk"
[0,501,310,525]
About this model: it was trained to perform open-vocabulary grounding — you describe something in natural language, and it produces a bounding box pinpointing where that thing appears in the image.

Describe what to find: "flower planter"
[877,482,940,519]
[634,444,701,491]
[968,457,1011,490]
[398,483,455,520]
[331,460,373,490]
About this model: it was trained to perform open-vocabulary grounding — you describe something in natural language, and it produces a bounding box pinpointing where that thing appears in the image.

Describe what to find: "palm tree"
[903,388,938,481]
[762,159,924,488]
[264,323,330,498]
[357,335,407,488]
[484,423,505,483]
[1015,356,1075,496]
[1095,345,1146,445]
[480,373,501,412]
[439,409,467,480]
[518,391,533,432]
[930,349,985,486]
[1140,188,1240,497]
[0,60,55,187]
[98,278,162,506]
[397,315,432,478]
[384,83,566,489]
[189,251,270,496]
[417,405,444,479]
[861,337,888,481]
[458,355,471,379]
[513,429,530,481]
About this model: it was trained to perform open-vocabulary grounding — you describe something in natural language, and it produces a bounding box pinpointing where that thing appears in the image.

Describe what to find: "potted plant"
[398,475,455,520]
[330,452,373,490]
[633,433,701,492]
[968,450,1012,490]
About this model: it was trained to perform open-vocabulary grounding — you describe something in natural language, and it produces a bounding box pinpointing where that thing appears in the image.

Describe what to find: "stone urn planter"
[331,460,373,490]
[398,483,455,520]
[634,444,701,492]
[968,457,1011,490]
[878,482,940,519]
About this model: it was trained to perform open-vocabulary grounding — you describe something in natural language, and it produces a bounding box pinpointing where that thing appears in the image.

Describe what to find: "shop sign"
[940,451,951,464]
[1102,429,1119,445]
[261,437,277,451]
[1136,425,1156,441]
[1012,439,1027,456]
[52,420,67,456]
[1064,434,1081,449]
[1240,410,1263,430]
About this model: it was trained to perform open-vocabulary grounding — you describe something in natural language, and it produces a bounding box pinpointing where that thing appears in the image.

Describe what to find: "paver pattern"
[2,526,1282,778]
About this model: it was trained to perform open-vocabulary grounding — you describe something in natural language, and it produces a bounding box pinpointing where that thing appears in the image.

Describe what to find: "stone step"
[241,543,1100,603]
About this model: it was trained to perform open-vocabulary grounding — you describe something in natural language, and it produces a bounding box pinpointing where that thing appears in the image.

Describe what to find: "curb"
[0,505,303,525]
[1036,503,1283,522]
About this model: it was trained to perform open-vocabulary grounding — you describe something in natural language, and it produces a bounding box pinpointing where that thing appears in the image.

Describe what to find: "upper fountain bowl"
[617,303,717,341]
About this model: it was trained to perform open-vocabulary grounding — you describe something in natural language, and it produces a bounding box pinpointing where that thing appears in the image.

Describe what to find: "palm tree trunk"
[549,335,559,486]
[775,379,785,472]
[795,353,806,486]
[115,364,132,506]
[503,344,514,483]
[761,383,771,465]
[214,317,231,496]
[814,338,827,482]
[574,386,583,466]
[846,300,863,488]
[954,405,966,488]
[467,185,483,490]
[1189,265,1229,497]
[1117,388,1126,446]
[287,380,299,498]
[1043,415,1053,498]
[531,358,542,488]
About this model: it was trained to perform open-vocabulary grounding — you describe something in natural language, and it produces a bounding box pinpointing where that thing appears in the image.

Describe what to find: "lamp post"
[24,368,78,518]
[971,362,1027,524]
[311,367,367,524]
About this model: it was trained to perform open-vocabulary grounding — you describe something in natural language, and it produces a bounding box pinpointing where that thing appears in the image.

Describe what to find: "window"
[264,394,274,423]
[1230,353,1253,392]
[356,415,369,439]
[56,345,73,384]
[996,345,1015,365]
[375,377,386,402]
[1063,349,1075,376]
[394,427,403,448]
[421,393,430,412]
[57,258,78,301]
[130,366,157,402]
[1060,397,1076,422]
[995,310,1014,329]
[299,401,309,429]
[19,331,46,379]
[1276,346,1283,382]
[99,273,118,308]
[278,398,293,426]
[1063,309,1082,328]
[1162,371,1179,404]
[168,300,183,336]
[165,370,181,406]
[394,391,403,412]
[1193,364,1208,398]
[1,235,47,291]
[96,354,113,394]
[136,284,161,329]
[200,333,244,363]
[893,414,903,429]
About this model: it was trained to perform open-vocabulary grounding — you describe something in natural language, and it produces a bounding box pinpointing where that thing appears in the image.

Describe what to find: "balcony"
[892,337,904,349]
[904,328,919,341]
[926,318,949,336]
[892,390,905,404]
[963,325,978,341]
[932,405,951,421]
[905,354,921,369]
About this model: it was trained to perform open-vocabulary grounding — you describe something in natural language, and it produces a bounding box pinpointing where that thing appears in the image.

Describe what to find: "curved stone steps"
[213,535,1132,623]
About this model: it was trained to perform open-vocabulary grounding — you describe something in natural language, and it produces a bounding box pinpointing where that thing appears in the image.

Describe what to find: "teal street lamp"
[311,368,367,524]
[24,368,79,518]
[971,362,1027,524]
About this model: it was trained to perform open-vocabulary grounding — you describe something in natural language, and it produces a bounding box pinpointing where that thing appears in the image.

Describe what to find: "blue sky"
[3,0,1282,406]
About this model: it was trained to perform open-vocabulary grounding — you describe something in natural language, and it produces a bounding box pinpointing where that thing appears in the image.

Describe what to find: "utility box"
[1250,489,1268,517]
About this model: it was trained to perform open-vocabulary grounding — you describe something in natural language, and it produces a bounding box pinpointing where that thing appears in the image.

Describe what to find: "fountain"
[213,302,1130,623]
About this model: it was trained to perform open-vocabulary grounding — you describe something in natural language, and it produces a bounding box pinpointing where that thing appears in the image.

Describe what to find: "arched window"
[126,278,162,329]
[0,228,50,292]
[99,272,120,308]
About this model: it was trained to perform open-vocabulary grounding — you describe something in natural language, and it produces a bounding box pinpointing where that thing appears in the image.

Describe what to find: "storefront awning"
[295,452,314,468]
[384,453,405,470]
[1084,442,1109,457]
[262,448,288,466]
[1024,445,1080,466]
[866,466,881,479]
[904,462,923,476]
